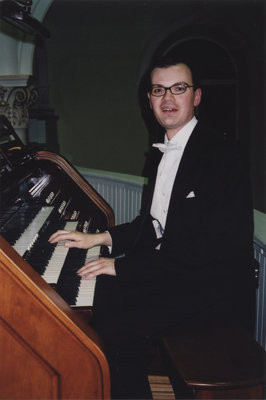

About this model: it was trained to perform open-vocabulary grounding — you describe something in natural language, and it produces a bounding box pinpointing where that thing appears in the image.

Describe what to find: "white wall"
[0,0,53,77]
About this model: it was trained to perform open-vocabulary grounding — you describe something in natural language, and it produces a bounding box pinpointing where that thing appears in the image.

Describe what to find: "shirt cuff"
[152,219,164,239]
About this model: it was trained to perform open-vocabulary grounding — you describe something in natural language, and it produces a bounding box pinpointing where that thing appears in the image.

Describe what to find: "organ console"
[0,116,114,399]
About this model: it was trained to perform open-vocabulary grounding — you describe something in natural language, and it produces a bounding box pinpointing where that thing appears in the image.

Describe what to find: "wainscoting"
[254,237,266,348]
[78,166,146,225]
[78,166,266,349]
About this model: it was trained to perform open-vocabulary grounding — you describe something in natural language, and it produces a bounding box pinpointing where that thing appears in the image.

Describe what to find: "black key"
[56,248,88,305]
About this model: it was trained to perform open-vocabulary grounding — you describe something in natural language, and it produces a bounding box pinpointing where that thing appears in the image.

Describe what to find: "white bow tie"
[152,142,178,153]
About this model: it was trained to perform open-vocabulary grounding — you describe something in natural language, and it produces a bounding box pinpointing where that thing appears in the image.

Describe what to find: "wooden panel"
[0,320,59,399]
[0,237,110,399]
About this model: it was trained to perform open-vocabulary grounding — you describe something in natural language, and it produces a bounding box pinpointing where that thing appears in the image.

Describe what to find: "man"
[49,57,256,399]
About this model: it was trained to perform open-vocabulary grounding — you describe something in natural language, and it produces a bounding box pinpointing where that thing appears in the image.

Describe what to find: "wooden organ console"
[0,116,114,399]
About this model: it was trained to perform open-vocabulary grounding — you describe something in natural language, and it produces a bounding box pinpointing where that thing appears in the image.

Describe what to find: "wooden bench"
[161,324,266,399]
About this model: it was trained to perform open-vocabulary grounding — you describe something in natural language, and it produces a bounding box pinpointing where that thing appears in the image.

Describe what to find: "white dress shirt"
[150,117,198,239]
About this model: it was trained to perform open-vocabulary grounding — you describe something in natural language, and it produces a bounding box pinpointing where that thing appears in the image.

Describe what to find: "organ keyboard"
[0,116,114,399]
[0,125,114,307]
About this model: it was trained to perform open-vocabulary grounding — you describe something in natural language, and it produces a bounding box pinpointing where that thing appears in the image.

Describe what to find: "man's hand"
[48,230,112,249]
[48,230,115,278]
[77,257,116,279]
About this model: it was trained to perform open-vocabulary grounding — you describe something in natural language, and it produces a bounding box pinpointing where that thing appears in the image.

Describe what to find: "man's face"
[147,63,201,140]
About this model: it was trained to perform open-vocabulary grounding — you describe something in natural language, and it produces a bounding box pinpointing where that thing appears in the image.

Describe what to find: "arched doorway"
[140,28,240,176]
[162,38,237,139]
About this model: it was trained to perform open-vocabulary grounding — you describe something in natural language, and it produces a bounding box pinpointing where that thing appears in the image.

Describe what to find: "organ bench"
[161,324,266,399]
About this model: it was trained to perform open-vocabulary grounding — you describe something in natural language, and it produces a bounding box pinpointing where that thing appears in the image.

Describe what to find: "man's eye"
[153,87,163,94]
[172,84,186,93]
[173,85,185,92]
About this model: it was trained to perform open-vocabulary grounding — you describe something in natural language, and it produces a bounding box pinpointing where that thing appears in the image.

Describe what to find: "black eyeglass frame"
[150,82,194,97]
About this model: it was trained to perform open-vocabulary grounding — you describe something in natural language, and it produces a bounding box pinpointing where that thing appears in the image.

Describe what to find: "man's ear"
[194,88,202,107]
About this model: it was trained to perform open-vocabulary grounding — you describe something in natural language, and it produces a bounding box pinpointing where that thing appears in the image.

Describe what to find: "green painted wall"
[45,1,153,176]
[0,0,264,238]
[44,0,265,184]
[43,0,265,240]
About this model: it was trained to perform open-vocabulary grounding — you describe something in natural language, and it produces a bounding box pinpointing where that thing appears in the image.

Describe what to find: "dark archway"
[163,39,237,140]
[140,23,251,178]
[29,36,59,153]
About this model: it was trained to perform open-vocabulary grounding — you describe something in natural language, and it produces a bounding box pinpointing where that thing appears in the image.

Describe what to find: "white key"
[42,221,78,284]
[13,206,54,256]
[74,246,100,307]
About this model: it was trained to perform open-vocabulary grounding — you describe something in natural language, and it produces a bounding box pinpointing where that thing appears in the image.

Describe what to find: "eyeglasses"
[150,82,194,97]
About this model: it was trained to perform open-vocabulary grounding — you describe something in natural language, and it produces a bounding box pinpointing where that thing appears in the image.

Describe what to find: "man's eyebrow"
[151,82,185,87]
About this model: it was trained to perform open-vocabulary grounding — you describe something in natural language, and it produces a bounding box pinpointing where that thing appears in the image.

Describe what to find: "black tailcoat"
[105,122,256,333]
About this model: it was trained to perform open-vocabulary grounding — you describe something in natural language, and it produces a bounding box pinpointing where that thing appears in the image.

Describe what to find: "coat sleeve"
[108,212,159,256]
[107,168,159,256]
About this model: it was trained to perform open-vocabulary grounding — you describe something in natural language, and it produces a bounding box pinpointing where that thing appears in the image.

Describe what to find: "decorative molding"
[0,84,38,129]
[0,75,29,87]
